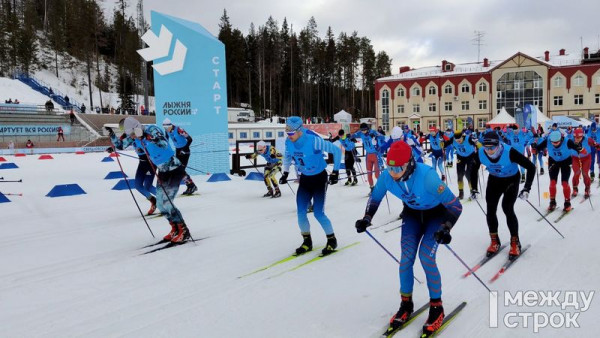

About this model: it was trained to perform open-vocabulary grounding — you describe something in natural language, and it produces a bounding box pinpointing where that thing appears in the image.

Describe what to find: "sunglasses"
[388,163,409,174]
[484,145,498,151]
[286,125,301,136]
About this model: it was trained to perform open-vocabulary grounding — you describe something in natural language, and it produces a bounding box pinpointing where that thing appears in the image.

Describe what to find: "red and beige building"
[374,48,600,132]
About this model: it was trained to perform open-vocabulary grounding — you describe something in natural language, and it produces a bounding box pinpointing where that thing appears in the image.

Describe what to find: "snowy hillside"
[0,78,54,106]
[0,152,598,337]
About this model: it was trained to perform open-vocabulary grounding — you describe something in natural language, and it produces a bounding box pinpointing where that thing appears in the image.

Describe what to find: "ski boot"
[321,234,338,255]
[564,199,572,212]
[171,223,191,243]
[263,187,274,197]
[351,177,358,186]
[458,189,464,200]
[572,187,578,198]
[307,204,314,213]
[584,190,590,199]
[345,179,351,186]
[547,198,557,211]
[486,233,501,257]
[422,299,445,336]
[540,168,545,176]
[182,184,198,196]
[295,234,313,255]
[441,174,446,182]
[147,196,157,215]
[508,236,521,261]
[520,173,526,184]
[591,172,595,182]
[163,222,179,241]
[386,295,414,333]
[272,188,281,198]
[469,189,479,200]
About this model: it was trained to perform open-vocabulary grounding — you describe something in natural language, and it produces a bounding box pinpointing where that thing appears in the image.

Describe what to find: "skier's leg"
[418,217,443,299]
[296,176,312,234]
[312,170,334,235]
[399,214,421,296]
[135,160,153,199]
[560,161,572,200]
[501,175,520,237]
[485,176,502,234]
[366,153,375,187]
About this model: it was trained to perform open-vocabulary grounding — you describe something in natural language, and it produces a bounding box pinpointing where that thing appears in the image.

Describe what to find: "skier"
[443,128,455,167]
[479,132,535,260]
[245,140,283,197]
[425,126,447,181]
[571,128,596,199]
[106,124,157,215]
[279,116,342,255]
[452,131,481,199]
[531,128,546,175]
[535,130,583,211]
[586,122,599,181]
[355,141,462,336]
[111,117,190,243]
[335,129,359,186]
[502,124,533,183]
[352,123,384,191]
[162,118,198,195]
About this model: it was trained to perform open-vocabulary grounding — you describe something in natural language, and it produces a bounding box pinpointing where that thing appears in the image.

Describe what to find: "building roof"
[376,51,583,83]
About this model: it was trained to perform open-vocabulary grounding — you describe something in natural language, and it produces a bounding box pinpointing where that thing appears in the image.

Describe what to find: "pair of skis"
[537,208,573,223]
[462,244,531,283]
[380,302,467,338]
[138,237,207,254]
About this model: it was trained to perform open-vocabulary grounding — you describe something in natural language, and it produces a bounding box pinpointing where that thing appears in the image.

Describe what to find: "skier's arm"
[363,173,389,220]
[509,148,536,191]
[566,139,583,153]
[424,170,462,227]
[270,147,283,161]
[378,139,393,154]
[110,133,135,150]
[283,140,293,173]
[314,136,341,171]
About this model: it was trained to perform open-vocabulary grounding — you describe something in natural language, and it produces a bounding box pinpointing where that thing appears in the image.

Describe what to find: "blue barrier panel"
[207,173,231,182]
[46,184,86,197]
[0,163,19,169]
[104,171,128,180]
[245,172,264,181]
[112,179,157,195]
[101,157,114,162]
[0,192,10,203]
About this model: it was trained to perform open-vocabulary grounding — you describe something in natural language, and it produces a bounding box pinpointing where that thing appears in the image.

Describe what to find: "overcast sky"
[113,0,600,73]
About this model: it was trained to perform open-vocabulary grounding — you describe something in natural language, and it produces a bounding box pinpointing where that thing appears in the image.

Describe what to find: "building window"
[278,131,284,137]
[428,103,436,112]
[265,131,273,138]
[240,132,248,139]
[554,76,564,88]
[412,87,421,96]
[428,120,436,129]
[573,75,584,87]
[533,79,542,89]
[574,94,583,105]
[596,77,600,86]
[397,105,405,114]
[477,118,488,128]
[397,88,405,97]
[382,90,390,131]
[596,94,600,104]
[554,96,563,106]
[444,102,452,111]
[397,121,406,127]
[228,132,234,139]
[429,86,437,95]
[478,82,487,92]
[497,71,544,117]
[253,131,260,138]
[461,101,470,111]
[444,84,453,94]
[479,100,487,110]
[413,104,420,113]
[461,83,470,93]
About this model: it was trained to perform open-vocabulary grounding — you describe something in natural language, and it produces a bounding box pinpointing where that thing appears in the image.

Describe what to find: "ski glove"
[279,172,289,185]
[105,146,114,153]
[355,216,372,233]
[518,189,530,200]
[356,157,362,163]
[434,223,452,244]
[329,170,339,185]
[105,126,115,137]
[244,154,252,159]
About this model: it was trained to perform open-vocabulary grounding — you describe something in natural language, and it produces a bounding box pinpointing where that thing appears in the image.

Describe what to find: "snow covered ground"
[1,151,599,337]
[0,78,53,106]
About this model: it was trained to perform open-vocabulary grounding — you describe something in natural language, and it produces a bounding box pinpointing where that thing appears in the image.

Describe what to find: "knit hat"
[123,117,142,136]
[482,131,500,147]
[360,122,369,131]
[162,118,172,127]
[286,116,303,133]
[387,141,412,167]
[390,126,403,140]
[256,140,267,150]
[574,128,584,138]
[549,130,562,142]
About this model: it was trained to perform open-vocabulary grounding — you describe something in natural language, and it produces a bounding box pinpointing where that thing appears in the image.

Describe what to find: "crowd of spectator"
[4,98,20,104]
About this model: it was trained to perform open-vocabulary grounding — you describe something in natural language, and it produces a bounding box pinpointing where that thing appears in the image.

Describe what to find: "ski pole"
[364,229,422,284]
[536,166,541,207]
[0,192,22,196]
[524,199,565,239]
[589,195,595,210]
[112,150,155,238]
[0,179,22,183]
[444,244,492,293]
[115,151,139,160]
[474,197,487,217]
[384,193,391,214]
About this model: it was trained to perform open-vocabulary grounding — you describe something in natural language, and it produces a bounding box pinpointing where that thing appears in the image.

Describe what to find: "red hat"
[387,141,412,167]
[574,128,584,138]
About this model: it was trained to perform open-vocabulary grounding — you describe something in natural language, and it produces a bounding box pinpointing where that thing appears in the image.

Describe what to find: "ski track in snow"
[1,151,599,337]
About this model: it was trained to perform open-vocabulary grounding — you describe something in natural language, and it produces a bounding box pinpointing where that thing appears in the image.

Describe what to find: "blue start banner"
[0,125,70,136]
[138,11,229,175]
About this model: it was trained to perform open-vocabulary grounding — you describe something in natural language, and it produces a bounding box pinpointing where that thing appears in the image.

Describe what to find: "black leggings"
[345,152,357,179]
[456,154,480,191]
[486,173,520,236]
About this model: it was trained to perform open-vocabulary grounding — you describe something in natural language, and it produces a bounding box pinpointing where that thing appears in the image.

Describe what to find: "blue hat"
[549,130,562,142]
[286,116,303,132]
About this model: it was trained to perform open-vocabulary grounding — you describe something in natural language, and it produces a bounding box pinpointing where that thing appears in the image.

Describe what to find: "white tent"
[334,110,352,123]
[487,107,516,127]
[536,109,551,124]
